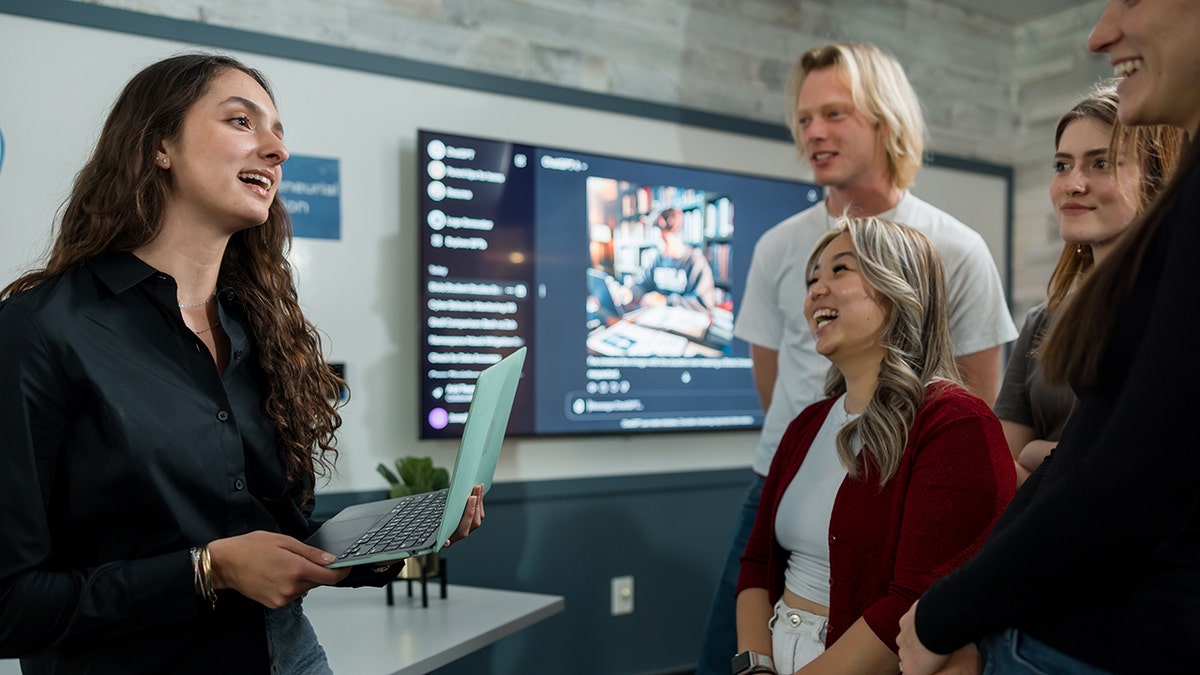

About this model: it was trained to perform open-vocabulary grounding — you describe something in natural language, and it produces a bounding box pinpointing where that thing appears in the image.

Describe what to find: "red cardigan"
[737,381,1015,652]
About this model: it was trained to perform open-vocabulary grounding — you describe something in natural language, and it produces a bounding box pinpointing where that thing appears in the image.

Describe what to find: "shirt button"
[233,350,243,360]
[216,410,230,421]
[234,478,245,491]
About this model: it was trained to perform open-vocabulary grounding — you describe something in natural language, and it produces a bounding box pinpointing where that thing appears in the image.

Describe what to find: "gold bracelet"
[197,545,218,610]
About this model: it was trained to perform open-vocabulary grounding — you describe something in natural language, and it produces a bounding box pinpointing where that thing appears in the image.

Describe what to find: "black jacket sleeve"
[915,161,1200,653]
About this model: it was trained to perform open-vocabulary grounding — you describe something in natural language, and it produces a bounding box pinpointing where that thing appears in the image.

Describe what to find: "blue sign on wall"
[280,154,341,240]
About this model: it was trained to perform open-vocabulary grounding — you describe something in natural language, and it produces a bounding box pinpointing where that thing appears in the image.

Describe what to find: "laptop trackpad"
[306,503,396,554]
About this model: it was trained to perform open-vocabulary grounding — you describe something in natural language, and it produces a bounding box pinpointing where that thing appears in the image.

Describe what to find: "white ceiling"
[940,0,1091,25]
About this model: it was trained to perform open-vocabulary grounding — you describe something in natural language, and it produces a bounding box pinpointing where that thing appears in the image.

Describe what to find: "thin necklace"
[178,293,217,309]
[191,321,222,335]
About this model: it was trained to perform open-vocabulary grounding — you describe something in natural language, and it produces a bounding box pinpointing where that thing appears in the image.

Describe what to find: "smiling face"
[1089,0,1200,135]
[159,68,289,234]
[1052,117,1140,255]
[804,232,890,370]
[794,67,888,191]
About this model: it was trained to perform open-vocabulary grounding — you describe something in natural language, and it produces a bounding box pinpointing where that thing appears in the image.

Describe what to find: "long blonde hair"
[786,42,926,190]
[807,217,959,485]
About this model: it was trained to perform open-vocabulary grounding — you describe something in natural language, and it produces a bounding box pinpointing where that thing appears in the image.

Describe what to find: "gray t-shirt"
[994,302,1077,441]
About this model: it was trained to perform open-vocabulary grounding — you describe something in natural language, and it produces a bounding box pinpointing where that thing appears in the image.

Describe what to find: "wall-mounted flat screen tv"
[418,129,820,438]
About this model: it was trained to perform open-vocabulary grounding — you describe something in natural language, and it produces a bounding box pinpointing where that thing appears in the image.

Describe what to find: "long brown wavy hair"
[1042,134,1199,387]
[808,217,960,485]
[1,53,345,504]
[1045,84,1184,313]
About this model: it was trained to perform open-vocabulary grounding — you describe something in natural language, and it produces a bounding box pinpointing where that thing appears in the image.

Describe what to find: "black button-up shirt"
[0,253,315,673]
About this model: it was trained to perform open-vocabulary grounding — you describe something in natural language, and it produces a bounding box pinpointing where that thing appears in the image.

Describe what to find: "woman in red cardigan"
[734,217,1015,675]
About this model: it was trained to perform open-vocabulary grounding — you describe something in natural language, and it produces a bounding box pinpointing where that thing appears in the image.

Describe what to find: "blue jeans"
[264,599,334,675]
[696,474,765,675]
[980,629,1113,675]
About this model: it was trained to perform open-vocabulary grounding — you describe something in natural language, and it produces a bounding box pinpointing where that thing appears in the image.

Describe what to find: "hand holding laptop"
[202,485,484,608]
[443,483,485,549]
[204,410,494,605]
[206,531,353,608]
[305,347,525,569]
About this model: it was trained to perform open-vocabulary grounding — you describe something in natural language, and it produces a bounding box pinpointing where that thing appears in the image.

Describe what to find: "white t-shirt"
[734,193,1017,475]
[775,393,859,607]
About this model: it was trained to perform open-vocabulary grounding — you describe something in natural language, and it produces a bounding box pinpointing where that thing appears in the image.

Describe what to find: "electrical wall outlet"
[611,575,634,616]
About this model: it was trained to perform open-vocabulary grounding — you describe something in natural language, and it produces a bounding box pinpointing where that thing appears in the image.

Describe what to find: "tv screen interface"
[419,129,820,438]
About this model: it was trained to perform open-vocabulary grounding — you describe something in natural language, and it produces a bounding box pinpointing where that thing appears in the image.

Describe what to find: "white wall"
[0,12,1007,492]
[59,0,1118,346]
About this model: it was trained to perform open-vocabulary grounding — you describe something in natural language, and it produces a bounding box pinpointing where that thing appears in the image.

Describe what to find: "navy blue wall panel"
[317,469,751,674]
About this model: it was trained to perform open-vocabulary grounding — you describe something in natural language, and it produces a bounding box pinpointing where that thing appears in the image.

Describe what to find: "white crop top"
[774,393,860,607]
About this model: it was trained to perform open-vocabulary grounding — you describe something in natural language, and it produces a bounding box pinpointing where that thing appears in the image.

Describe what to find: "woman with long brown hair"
[0,54,481,673]
[995,85,1182,485]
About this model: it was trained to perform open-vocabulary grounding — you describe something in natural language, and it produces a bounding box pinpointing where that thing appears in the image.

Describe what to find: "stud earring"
[159,157,168,165]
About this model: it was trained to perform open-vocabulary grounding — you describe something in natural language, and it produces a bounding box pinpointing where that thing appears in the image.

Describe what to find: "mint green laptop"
[307,347,525,568]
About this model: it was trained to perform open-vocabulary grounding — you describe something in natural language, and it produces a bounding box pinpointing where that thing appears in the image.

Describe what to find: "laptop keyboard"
[338,489,448,561]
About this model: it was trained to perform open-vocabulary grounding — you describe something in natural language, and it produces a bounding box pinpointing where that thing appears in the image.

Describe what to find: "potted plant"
[376,456,449,580]
[377,456,449,498]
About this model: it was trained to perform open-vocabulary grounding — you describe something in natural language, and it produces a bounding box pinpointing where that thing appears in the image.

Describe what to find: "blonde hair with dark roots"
[1046,83,1184,313]
[786,42,926,190]
[807,217,960,485]
[1,53,345,505]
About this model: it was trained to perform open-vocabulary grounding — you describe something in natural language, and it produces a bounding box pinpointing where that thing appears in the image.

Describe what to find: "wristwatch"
[731,650,776,675]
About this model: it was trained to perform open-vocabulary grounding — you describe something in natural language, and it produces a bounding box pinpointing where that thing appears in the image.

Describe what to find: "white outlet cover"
[610,575,634,616]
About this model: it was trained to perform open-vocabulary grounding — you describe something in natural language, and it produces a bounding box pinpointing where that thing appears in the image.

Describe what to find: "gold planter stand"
[397,552,440,579]
[386,553,447,608]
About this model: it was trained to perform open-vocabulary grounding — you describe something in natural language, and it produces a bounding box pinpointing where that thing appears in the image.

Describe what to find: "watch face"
[724,648,753,667]
[732,650,773,674]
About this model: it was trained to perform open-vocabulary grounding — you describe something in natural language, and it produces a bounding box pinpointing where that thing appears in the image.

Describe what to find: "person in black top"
[0,54,483,674]
[897,1,1200,673]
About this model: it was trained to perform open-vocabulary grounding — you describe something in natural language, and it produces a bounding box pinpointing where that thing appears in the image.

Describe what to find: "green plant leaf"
[431,467,450,491]
[398,457,428,486]
[376,462,401,487]
[380,456,449,495]
[403,456,446,492]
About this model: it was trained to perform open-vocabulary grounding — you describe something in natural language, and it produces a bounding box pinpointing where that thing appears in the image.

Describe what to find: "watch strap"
[732,650,776,675]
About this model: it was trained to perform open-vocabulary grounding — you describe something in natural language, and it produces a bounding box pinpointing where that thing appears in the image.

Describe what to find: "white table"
[306,583,565,674]
[0,584,564,675]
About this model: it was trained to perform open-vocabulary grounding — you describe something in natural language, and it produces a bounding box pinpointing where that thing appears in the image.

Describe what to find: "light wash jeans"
[696,474,765,675]
[769,599,827,674]
[980,629,1113,675]
[264,599,334,675]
